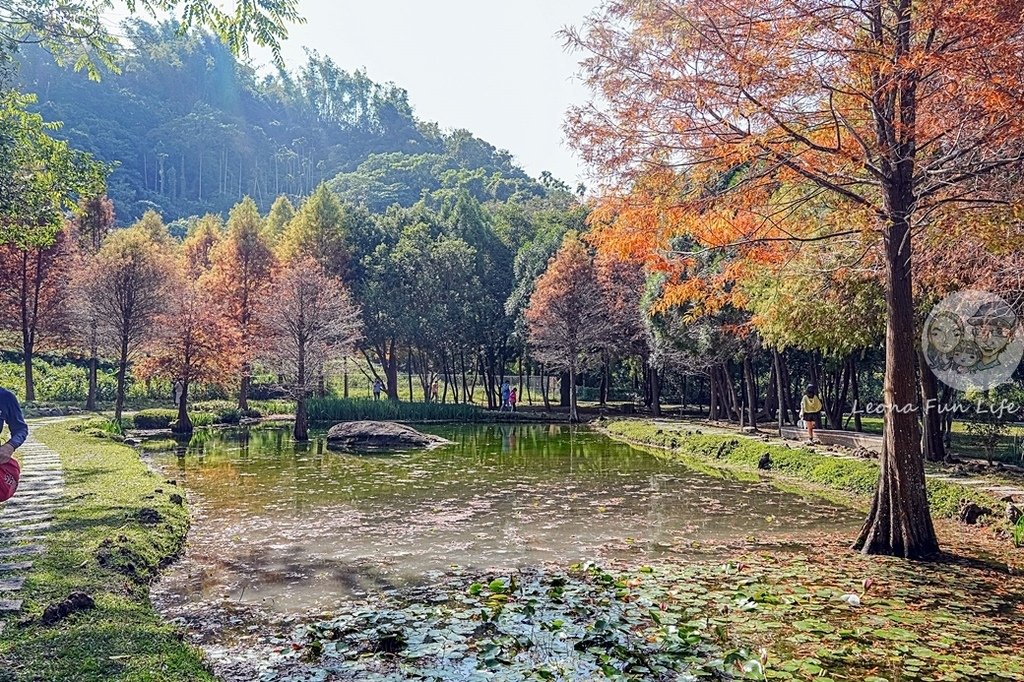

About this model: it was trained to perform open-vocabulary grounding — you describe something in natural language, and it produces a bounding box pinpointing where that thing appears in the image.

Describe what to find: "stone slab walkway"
[0,421,66,614]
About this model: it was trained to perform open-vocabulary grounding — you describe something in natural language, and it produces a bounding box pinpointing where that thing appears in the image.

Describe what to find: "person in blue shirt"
[0,387,28,465]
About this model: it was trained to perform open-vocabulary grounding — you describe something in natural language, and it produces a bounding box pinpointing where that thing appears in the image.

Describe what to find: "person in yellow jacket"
[800,384,823,444]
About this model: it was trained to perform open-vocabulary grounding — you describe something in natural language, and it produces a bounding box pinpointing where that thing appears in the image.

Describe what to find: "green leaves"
[0,91,107,247]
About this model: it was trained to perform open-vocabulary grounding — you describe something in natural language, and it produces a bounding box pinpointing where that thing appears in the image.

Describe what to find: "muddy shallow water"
[145,423,860,618]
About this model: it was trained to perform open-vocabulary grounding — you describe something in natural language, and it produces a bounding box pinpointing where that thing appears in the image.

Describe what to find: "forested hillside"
[18,20,549,223]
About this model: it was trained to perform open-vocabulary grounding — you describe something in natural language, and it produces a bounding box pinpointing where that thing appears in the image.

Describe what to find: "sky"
[250,0,598,187]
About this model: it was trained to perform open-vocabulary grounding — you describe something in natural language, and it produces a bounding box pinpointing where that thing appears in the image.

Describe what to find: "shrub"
[191,400,241,424]
[131,409,179,429]
[71,417,124,438]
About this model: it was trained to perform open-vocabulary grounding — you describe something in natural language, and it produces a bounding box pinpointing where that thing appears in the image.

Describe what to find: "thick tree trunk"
[173,380,193,434]
[918,348,945,462]
[650,365,662,417]
[22,346,34,403]
[294,396,309,441]
[559,371,571,407]
[569,364,579,423]
[294,352,309,441]
[239,368,250,411]
[854,216,939,559]
[114,334,130,424]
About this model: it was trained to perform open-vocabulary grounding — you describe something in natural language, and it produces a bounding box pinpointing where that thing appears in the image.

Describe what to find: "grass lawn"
[601,419,1008,521]
[857,415,1024,465]
[0,420,213,682]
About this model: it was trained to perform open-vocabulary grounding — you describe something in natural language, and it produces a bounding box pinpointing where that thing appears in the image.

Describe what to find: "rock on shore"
[326,421,451,451]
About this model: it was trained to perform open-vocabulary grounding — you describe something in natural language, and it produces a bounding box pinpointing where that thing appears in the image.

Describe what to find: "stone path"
[0,423,65,614]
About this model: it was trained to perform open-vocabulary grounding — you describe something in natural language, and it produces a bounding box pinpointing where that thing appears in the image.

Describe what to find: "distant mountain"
[17,20,547,223]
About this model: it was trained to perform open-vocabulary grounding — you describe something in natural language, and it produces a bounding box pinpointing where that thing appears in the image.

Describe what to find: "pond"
[145,424,860,617]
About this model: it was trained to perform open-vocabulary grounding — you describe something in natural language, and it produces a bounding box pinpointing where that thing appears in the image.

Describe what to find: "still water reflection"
[146,424,859,614]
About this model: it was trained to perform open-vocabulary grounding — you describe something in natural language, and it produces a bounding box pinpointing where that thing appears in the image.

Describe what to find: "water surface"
[147,424,859,614]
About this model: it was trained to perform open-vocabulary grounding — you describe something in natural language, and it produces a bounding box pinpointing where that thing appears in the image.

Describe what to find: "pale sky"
[251,1,598,187]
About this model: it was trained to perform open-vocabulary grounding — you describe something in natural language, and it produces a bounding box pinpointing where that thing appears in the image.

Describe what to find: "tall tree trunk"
[650,365,661,417]
[239,366,250,411]
[743,354,757,429]
[854,215,939,558]
[22,344,34,403]
[87,351,98,411]
[599,353,609,406]
[569,364,579,423]
[541,364,550,409]
[173,380,193,434]
[294,396,309,441]
[918,348,945,462]
[709,370,719,420]
[850,355,863,432]
[386,340,399,401]
[774,349,785,435]
[407,349,414,401]
[559,371,571,407]
[114,334,129,423]
[294,350,309,441]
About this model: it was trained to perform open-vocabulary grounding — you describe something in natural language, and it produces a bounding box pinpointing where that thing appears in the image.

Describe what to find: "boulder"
[326,421,451,451]
[958,501,993,525]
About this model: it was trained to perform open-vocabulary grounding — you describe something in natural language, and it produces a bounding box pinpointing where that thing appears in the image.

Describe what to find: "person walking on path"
[0,386,28,502]
[800,384,823,444]
[373,378,384,401]
[509,387,518,413]
[500,380,511,412]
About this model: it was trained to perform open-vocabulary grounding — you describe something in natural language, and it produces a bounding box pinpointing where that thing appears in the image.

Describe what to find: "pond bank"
[599,418,1021,526]
[0,420,213,681]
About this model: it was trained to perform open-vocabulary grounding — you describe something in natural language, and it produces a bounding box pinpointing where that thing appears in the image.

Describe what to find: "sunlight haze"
[253,0,596,187]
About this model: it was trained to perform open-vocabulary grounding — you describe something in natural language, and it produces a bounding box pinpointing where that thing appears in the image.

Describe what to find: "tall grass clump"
[307,397,491,423]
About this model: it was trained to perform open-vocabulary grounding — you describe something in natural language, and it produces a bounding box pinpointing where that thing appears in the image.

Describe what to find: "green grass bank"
[602,419,1001,521]
[1,421,213,682]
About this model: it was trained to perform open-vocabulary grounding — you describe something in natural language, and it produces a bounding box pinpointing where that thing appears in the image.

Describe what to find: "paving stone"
[0,532,45,540]
[0,545,42,558]
[0,577,25,591]
[0,562,32,571]
[0,511,51,522]
[0,599,22,611]
[0,521,51,533]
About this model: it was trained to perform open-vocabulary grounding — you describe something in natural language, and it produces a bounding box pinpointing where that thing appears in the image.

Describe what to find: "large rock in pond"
[326,421,451,451]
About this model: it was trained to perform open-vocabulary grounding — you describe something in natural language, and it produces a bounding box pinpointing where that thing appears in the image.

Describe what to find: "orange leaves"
[136,276,241,386]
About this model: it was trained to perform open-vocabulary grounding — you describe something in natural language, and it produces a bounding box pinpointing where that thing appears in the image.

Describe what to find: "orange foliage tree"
[567,0,1024,559]
[204,197,276,410]
[526,234,611,422]
[259,257,362,441]
[136,274,241,433]
[74,195,115,409]
[0,225,78,401]
[75,225,174,422]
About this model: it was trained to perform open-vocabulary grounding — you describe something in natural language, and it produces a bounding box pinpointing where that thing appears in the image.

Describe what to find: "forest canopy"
[17,21,551,223]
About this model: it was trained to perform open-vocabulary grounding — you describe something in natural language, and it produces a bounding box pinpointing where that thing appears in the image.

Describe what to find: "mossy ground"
[0,421,213,682]
[601,419,1003,520]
